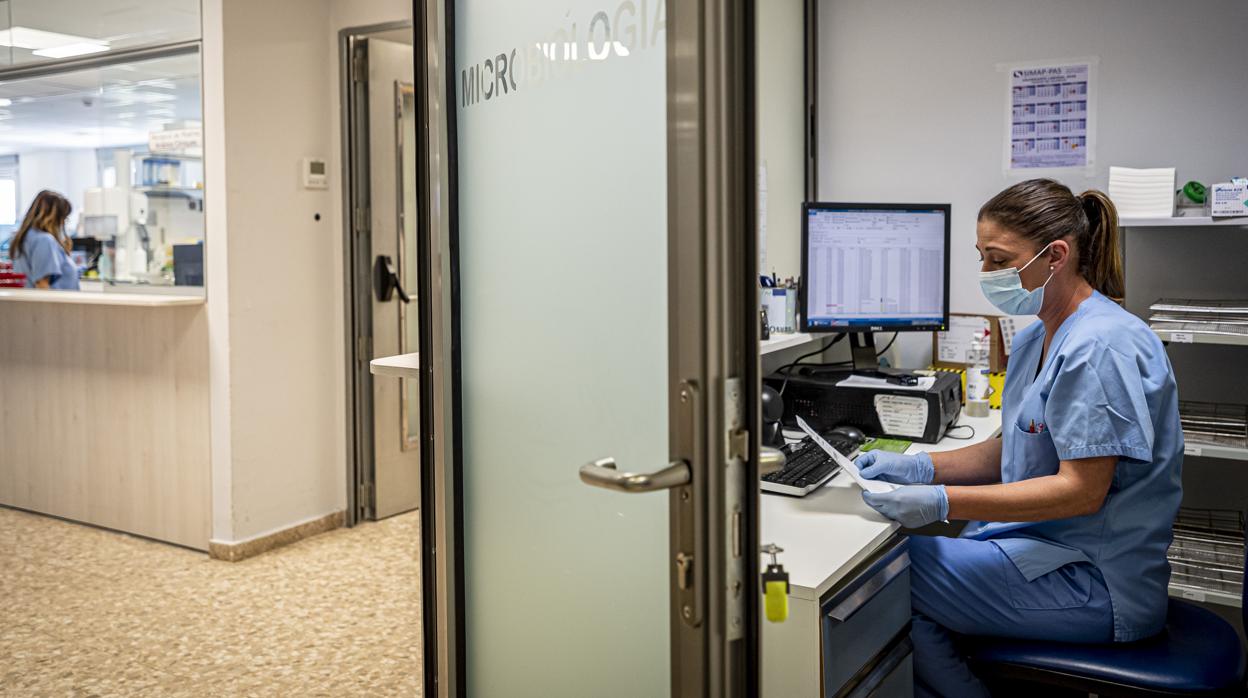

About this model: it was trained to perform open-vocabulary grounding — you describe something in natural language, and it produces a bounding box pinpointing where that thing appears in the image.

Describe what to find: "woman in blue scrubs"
[10,190,79,290]
[855,178,1183,698]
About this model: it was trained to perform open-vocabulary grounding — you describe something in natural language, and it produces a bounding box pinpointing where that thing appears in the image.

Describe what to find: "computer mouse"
[830,425,866,444]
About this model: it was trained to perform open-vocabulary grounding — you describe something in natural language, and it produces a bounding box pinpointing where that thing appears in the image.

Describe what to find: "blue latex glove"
[862,485,948,529]
[855,450,934,485]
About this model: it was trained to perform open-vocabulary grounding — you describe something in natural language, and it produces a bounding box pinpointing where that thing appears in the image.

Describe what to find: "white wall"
[756,0,806,282]
[217,0,337,542]
[816,0,1248,366]
[17,149,99,232]
[204,0,411,544]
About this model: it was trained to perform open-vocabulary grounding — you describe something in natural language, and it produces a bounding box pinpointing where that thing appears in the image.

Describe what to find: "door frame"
[339,20,419,527]
[415,0,760,694]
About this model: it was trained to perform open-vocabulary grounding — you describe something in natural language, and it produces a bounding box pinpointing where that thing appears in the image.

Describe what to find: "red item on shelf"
[0,261,24,287]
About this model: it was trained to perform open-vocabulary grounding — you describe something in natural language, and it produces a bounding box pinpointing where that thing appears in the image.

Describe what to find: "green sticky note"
[861,438,912,453]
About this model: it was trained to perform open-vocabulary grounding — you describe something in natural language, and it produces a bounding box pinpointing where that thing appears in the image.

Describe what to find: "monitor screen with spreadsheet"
[800,202,950,333]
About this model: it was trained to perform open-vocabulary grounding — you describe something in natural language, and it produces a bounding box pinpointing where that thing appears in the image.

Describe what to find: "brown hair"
[11,190,72,261]
[978,178,1124,302]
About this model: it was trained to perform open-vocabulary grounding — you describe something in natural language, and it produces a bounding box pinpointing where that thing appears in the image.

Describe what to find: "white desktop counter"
[0,287,204,307]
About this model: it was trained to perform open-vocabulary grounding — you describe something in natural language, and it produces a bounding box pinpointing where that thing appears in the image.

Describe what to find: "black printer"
[765,368,962,444]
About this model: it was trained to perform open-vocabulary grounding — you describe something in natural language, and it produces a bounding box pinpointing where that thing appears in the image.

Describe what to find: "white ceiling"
[0,0,199,66]
[0,0,201,154]
[0,52,201,153]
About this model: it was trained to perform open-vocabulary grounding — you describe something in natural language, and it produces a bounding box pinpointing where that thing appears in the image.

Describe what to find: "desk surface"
[370,353,420,378]
[0,288,204,307]
[761,410,1002,601]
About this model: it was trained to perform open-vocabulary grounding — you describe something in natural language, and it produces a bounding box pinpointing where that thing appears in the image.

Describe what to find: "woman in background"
[10,190,78,290]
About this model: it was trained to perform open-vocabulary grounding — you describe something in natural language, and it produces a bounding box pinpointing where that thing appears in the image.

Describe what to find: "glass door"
[428,0,762,695]
[454,1,672,693]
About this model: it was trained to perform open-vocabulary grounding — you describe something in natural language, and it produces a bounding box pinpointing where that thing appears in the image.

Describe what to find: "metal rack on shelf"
[1167,508,1245,608]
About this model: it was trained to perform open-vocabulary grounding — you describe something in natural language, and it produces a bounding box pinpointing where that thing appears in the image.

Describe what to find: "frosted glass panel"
[456,0,669,695]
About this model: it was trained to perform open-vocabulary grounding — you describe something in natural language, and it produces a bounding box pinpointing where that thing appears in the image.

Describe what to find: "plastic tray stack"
[1168,508,1245,605]
[1179,401,1248,449]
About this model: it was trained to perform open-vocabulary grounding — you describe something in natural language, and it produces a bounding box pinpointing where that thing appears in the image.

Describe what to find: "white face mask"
[978,243,1055,315]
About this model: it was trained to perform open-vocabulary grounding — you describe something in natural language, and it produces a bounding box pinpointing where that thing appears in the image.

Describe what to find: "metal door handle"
[760,446,786,475]
[374,254,411,303]
[579,457,690,493]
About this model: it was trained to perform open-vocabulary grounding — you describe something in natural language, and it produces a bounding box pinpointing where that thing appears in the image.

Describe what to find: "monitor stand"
[850,332,880,372]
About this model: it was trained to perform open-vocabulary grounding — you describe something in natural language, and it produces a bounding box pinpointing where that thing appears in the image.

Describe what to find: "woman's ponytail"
[1077,189,1124,302]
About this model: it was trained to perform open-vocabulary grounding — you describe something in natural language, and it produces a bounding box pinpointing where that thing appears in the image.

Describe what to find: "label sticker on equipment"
[1171,332,1193,344]
[1183,444,1202,456]
[1180,589,1206,602]
[874,395,929,439]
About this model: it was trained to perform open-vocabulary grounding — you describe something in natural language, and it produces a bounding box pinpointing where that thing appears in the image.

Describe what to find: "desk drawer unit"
[822,537,912,697]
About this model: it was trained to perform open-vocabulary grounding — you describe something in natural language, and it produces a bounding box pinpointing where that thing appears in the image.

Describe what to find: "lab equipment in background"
[173,243,203,286]
[765,368,962,444]
[70,238,102,275]
[964,329,992,418]
[1149,298,1248,338]
[800,202,950,370]
[82,148,205,286]
[141,156,181,187]
[1108,166,1176,218]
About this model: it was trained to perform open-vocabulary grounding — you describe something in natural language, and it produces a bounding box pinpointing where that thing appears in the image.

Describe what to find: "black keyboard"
[761,433,859,497]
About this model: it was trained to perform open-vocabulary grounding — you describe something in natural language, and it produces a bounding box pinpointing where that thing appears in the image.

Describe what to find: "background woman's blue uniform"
[13,229,79,290]
[911,291,1184,697]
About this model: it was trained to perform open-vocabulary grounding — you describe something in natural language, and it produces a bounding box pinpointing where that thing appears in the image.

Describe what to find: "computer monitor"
[800,202,950,370]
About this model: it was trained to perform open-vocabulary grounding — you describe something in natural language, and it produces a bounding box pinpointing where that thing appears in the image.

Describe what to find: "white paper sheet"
[795,416,899,494]
[1108,166,1175,218]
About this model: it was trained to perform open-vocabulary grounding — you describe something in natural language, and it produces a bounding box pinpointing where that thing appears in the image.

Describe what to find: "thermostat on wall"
[302,157,328,189]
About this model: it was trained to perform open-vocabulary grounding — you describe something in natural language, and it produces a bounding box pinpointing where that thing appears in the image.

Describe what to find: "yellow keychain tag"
[761,543,789,623]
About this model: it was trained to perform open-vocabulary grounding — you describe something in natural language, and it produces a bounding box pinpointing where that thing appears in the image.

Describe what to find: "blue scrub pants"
[908,535,1114,698]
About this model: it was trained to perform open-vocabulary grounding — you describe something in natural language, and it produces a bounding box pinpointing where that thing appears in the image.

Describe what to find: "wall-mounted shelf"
[1122,216,1248,228]
[761,332,818,355]
[1154,329,1248,347]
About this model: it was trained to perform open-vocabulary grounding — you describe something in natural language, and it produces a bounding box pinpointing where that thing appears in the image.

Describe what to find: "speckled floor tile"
[1,622,181,696]
[0,506,423,697]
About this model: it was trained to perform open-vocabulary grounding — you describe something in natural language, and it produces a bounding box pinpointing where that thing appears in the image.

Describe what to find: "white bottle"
[965,331,992,418]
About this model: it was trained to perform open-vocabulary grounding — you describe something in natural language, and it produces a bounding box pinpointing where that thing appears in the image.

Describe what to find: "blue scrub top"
[13,229,79,290]
[962,291,1183,641]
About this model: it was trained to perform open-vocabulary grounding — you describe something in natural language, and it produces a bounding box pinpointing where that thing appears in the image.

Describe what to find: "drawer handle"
[827,552,909,624]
